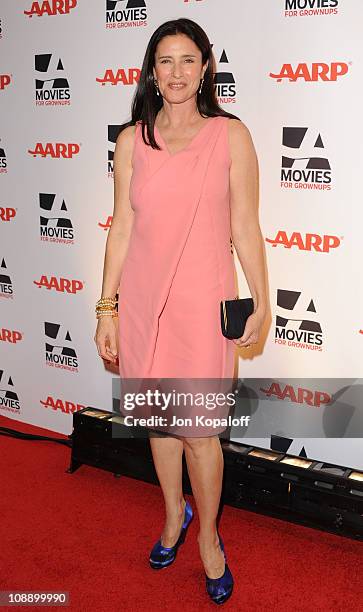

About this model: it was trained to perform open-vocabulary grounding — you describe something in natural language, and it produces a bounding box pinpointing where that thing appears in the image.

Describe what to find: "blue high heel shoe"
[205,534,234,605]
[149,499,193,569]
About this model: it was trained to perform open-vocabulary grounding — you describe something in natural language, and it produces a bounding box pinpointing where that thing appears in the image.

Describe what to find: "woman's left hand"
[233,310,266,349]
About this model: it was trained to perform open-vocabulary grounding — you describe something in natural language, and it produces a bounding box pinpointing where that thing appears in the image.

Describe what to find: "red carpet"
[0,414,362,612]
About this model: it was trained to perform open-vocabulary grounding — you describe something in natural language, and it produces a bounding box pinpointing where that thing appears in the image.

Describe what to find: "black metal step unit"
[67,407,363,541]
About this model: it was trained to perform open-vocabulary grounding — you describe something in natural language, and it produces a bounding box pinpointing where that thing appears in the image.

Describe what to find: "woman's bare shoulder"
[227,117,252,140]
[116,124,137,148]
[226,118,255,158]
[114,124,138,165]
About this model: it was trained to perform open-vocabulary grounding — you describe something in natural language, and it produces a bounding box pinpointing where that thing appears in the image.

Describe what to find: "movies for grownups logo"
[35,53,71,106]
[284,0,339,18]
[24,1,77,17]
[281,127,332,190]
[39,193,75,244]
[0,258,13,299]
[0,370,20,414]
[275,289,323,351]
[105,0,148,29]
[44,322,79,372]
[212,47,236,104]
[0,141,7,173]
[108,125,121,177]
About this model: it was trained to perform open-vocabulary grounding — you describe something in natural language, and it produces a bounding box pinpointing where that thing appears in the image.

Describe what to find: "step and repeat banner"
[1,1,362,468]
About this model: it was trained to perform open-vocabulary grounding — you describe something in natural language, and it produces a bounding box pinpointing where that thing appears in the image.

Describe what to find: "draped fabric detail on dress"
[117,116,238,435]
[118,117,234,379]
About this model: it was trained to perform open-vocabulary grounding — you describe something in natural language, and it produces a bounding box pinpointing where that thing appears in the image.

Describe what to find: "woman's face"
[153,33,208,103]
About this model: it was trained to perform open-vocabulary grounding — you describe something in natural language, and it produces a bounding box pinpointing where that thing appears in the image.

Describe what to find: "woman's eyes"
[160,59,194,63]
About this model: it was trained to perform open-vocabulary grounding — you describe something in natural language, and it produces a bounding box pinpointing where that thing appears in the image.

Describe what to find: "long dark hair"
[122,17,240,150]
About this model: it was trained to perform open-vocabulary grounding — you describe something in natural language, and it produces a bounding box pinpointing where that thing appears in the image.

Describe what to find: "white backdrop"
[1,1,362,468]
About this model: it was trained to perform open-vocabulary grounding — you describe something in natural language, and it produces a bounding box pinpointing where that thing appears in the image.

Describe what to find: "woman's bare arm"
[94,124,136,363]
[100,124,136,299]
[228,118,268,320]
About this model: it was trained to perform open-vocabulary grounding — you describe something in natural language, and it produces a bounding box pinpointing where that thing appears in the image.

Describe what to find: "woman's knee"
[182,436,216,455]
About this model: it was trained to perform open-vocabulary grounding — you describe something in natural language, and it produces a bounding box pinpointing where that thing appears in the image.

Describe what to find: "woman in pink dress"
[94,18,267,605]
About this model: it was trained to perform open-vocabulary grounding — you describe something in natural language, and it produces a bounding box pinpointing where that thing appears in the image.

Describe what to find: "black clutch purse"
[220,296,254,339]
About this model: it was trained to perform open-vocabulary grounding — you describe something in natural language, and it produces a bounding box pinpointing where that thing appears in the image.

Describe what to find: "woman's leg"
[148,432,186,547]
[183,435,225,578]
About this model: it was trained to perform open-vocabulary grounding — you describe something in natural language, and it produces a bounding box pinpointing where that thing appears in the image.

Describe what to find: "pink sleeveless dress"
[117,115,238,436]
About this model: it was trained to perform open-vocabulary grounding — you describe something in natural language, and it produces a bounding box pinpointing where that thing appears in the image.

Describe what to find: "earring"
[198,77,204,94]
[154,79,160,96]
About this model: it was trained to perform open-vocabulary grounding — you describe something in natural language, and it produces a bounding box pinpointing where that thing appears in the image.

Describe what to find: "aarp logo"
[270,62,349,82]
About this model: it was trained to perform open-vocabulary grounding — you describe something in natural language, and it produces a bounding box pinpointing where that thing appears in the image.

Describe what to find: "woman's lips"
[168,83,186,90]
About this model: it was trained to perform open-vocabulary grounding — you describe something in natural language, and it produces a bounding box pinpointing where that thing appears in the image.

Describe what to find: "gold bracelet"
[95,305,117,312]
[95,308,116,314]
[96,297,117,306]
[95,296,118,315]
[96,311,118,319]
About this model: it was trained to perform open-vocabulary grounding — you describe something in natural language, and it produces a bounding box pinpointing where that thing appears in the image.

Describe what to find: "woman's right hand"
[94,316,119,364]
